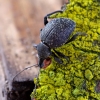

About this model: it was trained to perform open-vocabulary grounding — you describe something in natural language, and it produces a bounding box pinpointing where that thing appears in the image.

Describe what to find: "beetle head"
[36,42,51,68]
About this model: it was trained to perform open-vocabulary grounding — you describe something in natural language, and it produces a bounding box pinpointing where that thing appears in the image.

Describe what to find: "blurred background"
[0,0,67,99]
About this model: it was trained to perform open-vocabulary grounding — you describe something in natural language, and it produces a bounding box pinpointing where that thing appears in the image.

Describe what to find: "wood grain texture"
[0,0,62,99]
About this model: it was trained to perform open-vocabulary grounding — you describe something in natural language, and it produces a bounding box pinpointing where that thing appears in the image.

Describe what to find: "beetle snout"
[39,58,44,68]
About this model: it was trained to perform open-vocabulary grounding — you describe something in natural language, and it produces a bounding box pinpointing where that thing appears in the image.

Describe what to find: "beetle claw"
[51,51,63,64]
[54,57,63,64]
[53,49,69,62]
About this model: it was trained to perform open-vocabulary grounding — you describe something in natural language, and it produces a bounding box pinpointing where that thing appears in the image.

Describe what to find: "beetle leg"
[44,10,63,25]
[66,32,87,44]
[51,52,63,64]
[65,32,79,44]
[53,49,69,62]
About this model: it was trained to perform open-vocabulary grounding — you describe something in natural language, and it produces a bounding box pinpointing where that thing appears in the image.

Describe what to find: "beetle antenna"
[44,10,63,25]
[32,67,40,99]
[12,64,39,82]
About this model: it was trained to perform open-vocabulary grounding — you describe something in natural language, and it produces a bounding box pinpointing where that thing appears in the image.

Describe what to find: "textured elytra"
[40,18,75,48]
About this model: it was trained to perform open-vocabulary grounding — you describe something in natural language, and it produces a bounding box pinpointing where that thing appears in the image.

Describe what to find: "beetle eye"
[33,44,37,49]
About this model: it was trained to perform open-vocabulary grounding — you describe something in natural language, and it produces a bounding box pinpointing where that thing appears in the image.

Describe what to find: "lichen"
[31,0,100,99]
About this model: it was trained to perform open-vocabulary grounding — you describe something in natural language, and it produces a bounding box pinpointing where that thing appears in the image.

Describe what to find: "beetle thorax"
[37,42,51,59]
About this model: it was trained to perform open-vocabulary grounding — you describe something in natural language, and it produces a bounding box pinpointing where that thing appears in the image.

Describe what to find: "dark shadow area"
[7,80,35,100]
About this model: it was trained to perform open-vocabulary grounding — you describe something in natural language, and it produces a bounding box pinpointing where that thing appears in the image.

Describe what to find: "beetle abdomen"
[40,18,75,48]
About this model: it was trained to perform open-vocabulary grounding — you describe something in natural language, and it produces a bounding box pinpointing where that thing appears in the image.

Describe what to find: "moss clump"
[31,0,100,99]
[85,69,93,80]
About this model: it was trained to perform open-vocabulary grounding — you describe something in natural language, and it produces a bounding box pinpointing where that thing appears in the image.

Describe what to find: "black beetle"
[35,11,79,68]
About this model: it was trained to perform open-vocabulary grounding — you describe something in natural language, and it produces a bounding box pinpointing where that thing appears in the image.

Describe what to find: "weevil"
[34,10,79,68]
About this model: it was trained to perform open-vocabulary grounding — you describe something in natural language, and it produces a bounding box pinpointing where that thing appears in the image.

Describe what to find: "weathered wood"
[0,57,6,100]
[0,0,38,81]
[0,0,38,99]
[0,0,62,99]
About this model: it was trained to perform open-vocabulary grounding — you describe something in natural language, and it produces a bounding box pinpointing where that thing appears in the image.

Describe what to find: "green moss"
[31,0,100,99]
[85,69,93,80]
